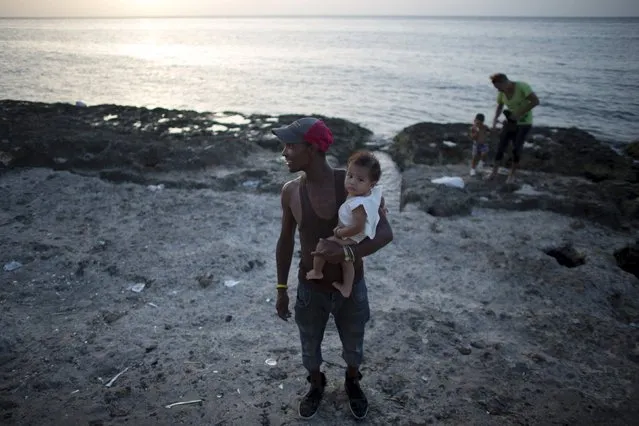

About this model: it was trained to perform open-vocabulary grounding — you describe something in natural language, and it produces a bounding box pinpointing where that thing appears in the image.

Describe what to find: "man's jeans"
[294,278,371,372]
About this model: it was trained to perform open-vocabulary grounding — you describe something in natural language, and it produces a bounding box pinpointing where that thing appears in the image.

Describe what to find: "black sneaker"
[298,372,326,419]
[344,371,368,419]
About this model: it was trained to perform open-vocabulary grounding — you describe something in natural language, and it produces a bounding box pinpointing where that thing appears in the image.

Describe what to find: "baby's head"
[474,113,485,127]
[345,151,381,197]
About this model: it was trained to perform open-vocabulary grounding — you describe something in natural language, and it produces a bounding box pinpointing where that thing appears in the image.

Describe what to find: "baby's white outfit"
[337,186,383,243]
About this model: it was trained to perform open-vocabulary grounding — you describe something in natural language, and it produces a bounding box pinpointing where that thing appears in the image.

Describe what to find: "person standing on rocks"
[273,117,393,420]
[488,73,540,183]
[470,113,490,176]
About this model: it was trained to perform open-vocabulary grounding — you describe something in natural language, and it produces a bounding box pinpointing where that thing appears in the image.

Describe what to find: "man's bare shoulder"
[281,176,302,201]
[282,176,302,191]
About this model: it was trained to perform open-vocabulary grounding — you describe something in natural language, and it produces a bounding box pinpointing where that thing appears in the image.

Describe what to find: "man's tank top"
[297,169,364,291]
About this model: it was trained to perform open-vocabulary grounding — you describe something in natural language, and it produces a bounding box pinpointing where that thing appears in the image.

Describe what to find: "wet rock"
[400,169,475,216]
[388,122,471,170]
[614,240,639,280]
[544,243,585,268]
[391,123,638,228]
[537,128,635,183]
[0,102,258,172]
[422,185,474,217]
[389,123,636,183]
[400,164,635,229]
[624,140,639,161]
[0,101,372,175]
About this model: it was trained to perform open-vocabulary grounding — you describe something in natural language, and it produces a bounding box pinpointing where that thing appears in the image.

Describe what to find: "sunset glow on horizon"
[0,0,637,18]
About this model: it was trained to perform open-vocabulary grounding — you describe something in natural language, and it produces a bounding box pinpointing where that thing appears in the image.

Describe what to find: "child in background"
[470,113,490,176]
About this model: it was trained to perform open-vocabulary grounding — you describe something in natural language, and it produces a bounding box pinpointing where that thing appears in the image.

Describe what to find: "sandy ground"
[1,163,639,426]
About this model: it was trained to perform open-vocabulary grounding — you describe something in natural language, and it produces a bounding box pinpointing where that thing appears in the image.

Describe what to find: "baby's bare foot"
[305,270,323,280]
[332,282,353,298]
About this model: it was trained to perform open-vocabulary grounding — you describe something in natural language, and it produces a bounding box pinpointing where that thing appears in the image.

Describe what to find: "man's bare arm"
[514,92,540,119]
[492,103,504,128]
[276,181,296,289]
[351,210,393,262]
[380,196,388,215]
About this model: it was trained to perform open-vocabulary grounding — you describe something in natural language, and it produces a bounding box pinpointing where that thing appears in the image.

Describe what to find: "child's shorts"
[473,143,489,156]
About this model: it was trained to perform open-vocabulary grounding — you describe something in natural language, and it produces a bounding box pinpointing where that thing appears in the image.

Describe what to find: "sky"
[0,0,637,18]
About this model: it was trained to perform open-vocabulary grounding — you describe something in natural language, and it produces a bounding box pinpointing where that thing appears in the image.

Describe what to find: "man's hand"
[333,226,343,238]
[491,119,499,130]
[311,238,346,264]
[276,290,291,321]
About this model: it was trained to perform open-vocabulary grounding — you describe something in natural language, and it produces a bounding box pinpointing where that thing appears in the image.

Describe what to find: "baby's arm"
[335,205,367,239]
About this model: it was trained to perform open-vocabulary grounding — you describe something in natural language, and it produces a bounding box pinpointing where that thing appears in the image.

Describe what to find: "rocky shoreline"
[2,99,638,257]
[1,100,639,425]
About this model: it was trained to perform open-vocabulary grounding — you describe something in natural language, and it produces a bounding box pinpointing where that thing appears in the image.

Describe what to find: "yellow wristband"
[276,284,288,289]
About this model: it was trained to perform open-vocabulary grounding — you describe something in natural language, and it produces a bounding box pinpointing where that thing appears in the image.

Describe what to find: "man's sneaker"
[470,168,477,176]
[298,372,326,419]
[344,371,368,419]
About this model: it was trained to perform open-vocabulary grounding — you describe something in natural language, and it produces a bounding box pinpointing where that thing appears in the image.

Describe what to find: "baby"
[306,151,383,297]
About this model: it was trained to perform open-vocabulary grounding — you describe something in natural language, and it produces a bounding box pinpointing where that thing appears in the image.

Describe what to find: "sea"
[1,16,638,143]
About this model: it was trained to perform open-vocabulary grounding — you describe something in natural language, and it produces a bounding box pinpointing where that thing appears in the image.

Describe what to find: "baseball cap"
[272,117,334,152]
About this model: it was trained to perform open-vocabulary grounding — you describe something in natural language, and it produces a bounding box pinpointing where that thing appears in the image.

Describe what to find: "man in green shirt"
[489,73,540,183]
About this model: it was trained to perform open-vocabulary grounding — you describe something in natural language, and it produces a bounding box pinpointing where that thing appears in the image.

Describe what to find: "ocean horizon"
[2,15,638,19]
[1,16,638,142]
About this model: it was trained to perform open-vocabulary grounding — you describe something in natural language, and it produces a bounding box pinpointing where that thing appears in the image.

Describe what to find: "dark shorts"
[494,124,532,163]
[294,278,370,371]
[472,143,489,156]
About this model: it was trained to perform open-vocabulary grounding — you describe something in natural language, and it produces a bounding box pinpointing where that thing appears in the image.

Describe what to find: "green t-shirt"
[497,81,534,125]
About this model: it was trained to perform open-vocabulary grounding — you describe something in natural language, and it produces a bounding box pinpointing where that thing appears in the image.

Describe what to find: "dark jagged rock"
[391,121,638,229]
[401,179,475,217]
[0,100,257,172]
[525,128,636,183]
[399,165,638,229]
[0,100,372,177]
[614,241,639,280]
[625,140,639,161]
[388,122,471,170]
[544,243,586,268]
[389,122,637,183]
